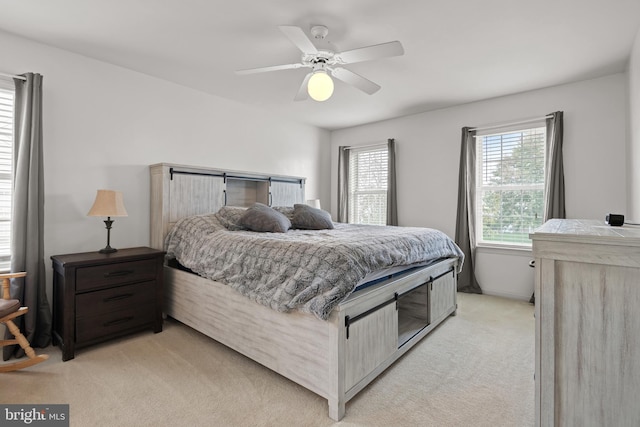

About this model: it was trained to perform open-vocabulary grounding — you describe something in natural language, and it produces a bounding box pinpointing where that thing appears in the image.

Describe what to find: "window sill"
[476,244,532,256]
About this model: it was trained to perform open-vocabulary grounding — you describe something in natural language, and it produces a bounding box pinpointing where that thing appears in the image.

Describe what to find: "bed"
[149,163,463,420]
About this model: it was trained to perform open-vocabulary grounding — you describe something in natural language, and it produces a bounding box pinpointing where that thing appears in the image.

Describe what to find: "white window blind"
[0,86,13,270]
[476,125,546,247]
[349,146,387,225]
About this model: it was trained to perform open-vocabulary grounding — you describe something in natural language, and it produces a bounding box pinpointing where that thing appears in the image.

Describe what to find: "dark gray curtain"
[544,111,565,221]
[454,127,482,294]
[530,111,564,304]
[3,73,51,360]
[337,146,349,223]
[386,138,398,226]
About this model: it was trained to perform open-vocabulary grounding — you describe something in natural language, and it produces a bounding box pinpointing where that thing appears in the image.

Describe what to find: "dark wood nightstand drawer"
[76,304,155,343]
[76,259,157,292]
[76,281,155,317]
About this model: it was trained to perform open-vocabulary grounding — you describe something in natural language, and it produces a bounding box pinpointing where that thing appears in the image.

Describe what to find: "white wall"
[629,27,640,219]
[0,30,331,298]
[3,25,632,304]
[331,74,628,300]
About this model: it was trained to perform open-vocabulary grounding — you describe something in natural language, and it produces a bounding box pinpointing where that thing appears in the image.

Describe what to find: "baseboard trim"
[481,289,532,302]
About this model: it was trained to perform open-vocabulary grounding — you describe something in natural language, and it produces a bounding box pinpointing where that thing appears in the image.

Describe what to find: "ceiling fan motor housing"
[303,51,334,70]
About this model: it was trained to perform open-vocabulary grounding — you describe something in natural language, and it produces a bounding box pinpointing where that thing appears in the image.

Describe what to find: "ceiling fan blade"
[278,25,318,54]
[335,41,404,64]
[330,67,381,95]
[294,73,313,101]
[236,63,305,75]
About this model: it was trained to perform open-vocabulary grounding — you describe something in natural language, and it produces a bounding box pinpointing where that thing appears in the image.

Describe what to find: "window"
[476,124,545,247]
[0,85,13,270]
[349,146,388,225]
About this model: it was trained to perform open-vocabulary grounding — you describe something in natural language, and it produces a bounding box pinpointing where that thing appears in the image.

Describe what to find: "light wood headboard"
[149,163,305,250]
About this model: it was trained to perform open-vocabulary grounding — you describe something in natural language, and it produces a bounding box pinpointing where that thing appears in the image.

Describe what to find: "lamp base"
[99,217,117,254]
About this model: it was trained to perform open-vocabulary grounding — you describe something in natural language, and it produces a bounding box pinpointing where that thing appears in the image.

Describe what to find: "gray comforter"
[165,209,464,320]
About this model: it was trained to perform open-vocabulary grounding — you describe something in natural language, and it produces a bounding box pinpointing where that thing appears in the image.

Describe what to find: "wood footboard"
[164,267,336,400]
[164,257,458,420]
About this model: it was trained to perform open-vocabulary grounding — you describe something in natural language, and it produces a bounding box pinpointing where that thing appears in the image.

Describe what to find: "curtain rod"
[469,114,553,132]
[344,142,388,150]
[0,71,26,81]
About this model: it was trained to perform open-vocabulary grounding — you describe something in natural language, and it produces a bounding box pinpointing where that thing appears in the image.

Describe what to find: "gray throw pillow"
[239,203,291,233]
[215,206,248,231]
[292,204,334,230]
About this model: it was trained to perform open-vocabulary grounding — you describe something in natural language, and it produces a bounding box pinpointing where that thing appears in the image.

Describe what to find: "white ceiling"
[1,0,639,130]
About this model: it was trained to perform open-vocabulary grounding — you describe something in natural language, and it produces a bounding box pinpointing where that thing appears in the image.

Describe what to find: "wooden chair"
[0,272,48,372]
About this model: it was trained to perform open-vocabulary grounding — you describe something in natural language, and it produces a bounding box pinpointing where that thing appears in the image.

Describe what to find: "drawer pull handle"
[103,270,134,278]
[103,293,133,303]
[103,316,134,327]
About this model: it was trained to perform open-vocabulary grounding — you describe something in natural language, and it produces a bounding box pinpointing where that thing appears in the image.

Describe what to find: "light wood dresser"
[531,219,640,426]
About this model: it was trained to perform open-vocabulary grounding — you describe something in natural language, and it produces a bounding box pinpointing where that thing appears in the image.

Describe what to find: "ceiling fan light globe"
[307,71,334,102]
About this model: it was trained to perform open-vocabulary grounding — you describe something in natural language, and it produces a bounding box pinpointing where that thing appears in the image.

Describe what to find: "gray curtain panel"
[337,146,349,223]
[386,138,398,226]
[4,73,52,360]
[544,111,565,221]
[530,111,565,304]
[454,127,482,294]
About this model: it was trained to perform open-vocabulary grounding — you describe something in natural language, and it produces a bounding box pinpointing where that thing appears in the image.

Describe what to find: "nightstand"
[51,247,165,361]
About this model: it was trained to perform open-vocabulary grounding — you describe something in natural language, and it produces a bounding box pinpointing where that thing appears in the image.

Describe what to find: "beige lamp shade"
[87,190,128,217]
[306,199,321,209]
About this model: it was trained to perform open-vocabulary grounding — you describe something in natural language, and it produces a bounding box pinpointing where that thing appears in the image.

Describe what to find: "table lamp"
[87,189,128,253]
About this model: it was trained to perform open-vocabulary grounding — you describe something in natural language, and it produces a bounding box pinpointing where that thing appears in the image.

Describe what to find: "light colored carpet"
[0,293,534,426]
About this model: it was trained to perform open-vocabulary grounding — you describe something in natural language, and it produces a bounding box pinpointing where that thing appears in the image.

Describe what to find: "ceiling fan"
[236,25,404,102]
